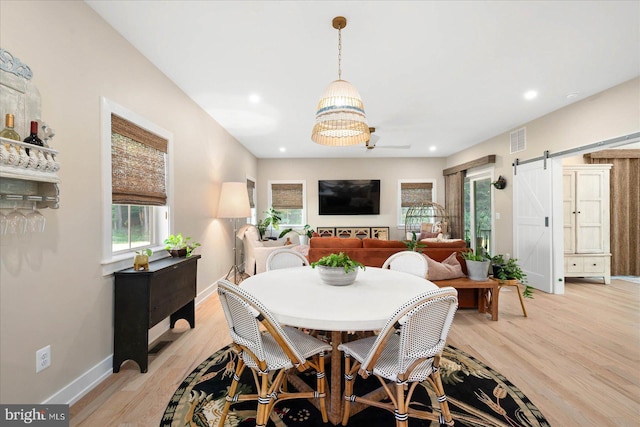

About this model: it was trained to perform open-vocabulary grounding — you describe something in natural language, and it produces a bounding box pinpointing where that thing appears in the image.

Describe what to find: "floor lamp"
[218,182,251,284]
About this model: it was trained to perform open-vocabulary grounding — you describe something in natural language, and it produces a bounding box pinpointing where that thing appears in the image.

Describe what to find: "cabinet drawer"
[583,257,605,273]
[565,257,583,273]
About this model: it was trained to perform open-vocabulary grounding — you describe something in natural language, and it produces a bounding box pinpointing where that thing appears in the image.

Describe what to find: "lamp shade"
[311,79,370,146]
[217,182,251,218]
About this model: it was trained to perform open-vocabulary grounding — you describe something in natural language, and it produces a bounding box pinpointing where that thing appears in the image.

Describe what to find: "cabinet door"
[562,172,576,254]
[575,170,606,253]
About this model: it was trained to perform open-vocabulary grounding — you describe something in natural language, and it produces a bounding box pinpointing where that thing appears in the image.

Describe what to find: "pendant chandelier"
[311,16,370,146]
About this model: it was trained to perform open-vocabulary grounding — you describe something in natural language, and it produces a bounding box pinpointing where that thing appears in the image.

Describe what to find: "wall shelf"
[1,49,60,209]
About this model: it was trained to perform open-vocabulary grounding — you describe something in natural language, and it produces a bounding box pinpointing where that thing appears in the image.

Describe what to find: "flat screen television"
[318,179,380,215]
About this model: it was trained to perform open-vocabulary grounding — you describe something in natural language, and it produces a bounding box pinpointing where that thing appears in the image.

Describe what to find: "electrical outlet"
[36,345,51,373]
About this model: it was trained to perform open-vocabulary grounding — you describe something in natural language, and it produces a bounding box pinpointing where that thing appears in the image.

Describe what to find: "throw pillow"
[425,253,465,281]
[419,231,440,239]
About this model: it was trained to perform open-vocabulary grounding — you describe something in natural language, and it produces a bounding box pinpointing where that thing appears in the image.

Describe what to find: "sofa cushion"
[425,253,465,281]
[362,238,407,249]
[309,237,363,248]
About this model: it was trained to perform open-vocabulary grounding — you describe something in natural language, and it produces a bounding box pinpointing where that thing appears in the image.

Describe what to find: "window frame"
[397,179,437,228]
[247,176,257,225]
[100,97,174,276]
[267,180,306,228]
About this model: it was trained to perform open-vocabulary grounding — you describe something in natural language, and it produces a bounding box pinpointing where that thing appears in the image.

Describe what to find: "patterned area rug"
[161,344,550,427]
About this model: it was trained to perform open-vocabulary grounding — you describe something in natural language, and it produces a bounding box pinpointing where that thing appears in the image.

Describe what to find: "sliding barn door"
[513,161,554,293]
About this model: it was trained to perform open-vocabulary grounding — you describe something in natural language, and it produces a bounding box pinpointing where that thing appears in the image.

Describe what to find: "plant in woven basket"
[311,252,365,274]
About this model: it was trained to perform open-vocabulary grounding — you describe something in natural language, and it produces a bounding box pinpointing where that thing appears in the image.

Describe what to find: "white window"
[268,181,306,227]
[397,179,436,226]
[101,98,172,275]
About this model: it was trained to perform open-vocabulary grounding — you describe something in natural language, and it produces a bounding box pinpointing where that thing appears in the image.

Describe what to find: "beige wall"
[0,1,257,404]
[445,77,640,255]
[257,158,447,241]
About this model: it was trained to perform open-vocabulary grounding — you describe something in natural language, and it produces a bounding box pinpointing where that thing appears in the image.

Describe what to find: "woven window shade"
[401,182,433,207]
[247,179,256,208]
[111,114,167,206]
[272,183,303,210]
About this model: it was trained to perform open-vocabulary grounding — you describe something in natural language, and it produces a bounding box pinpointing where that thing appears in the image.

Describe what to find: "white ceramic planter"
[466,260,490,281]
[316,266,358,286]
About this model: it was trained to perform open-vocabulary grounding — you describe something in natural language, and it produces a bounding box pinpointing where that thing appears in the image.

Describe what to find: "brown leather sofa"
[307,237,479,308]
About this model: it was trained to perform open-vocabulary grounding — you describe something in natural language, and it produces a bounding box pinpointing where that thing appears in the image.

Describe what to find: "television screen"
[318,180,380,215]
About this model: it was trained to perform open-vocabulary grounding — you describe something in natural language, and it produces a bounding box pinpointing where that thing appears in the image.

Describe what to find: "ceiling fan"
[365,127,411,150]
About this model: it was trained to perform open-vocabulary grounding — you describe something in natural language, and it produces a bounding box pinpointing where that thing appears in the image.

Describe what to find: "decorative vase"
[316,266,358,286]
[466,260,490,281]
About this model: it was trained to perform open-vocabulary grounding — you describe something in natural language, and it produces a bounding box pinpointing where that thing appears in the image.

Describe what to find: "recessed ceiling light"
[249,93,261,103]
[566,92,580,100]
[429,146,437,152]
[523,90,538,100]
[279,147,286,152]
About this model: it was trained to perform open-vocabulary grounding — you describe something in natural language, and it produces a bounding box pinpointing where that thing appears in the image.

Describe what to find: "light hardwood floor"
[70,278,640,426]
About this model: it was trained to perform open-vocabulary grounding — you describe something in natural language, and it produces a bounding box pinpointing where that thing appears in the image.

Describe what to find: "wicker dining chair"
[216,280,331,427]
[338,287,458,427]
[266,247,309,271]
[381,251,429,278]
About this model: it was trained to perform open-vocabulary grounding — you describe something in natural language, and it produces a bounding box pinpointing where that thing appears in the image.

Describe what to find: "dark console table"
[113,255,200,373]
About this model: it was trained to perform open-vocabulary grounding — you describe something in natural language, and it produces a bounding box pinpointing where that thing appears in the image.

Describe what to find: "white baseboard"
[46,281,219,406]
[43,355,113,406]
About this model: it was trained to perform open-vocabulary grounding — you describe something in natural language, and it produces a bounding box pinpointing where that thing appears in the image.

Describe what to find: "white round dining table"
[239,266,439,425]
[240,266,439,331]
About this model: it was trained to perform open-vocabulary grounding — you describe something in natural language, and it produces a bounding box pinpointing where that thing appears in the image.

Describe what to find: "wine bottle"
[23,121,43,155]
[0,114,21,146]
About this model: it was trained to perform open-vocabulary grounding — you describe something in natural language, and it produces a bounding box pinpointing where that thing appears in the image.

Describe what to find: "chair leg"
[394,381,409,427]
[316,352,329,423]
[217,358,246,427]
[430,358,454,426]
[255,371,271,427]
[341,355,356,426]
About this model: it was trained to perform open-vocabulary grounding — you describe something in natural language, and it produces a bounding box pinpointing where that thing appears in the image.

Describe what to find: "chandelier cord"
[337,26,342,80]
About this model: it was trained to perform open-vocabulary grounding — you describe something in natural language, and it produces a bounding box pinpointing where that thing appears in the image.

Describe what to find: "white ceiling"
[86,1,640,159]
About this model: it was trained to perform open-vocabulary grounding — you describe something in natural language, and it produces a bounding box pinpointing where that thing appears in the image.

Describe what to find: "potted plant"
[311,252,365,286]
[461,250,491,281]
[403,231,426,252]
[278,224,315,245]
[491,255,534,298]
[261,207,282,239]
[163,233,201,257]
[133,248,152,271]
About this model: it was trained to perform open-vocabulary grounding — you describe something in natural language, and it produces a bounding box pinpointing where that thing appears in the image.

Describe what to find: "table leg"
[328,330,343,425]
[490,285,500,321]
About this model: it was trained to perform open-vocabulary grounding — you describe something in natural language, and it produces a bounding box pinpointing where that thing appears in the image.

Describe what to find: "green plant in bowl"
[163,233,200,257]
[311,252,365,274]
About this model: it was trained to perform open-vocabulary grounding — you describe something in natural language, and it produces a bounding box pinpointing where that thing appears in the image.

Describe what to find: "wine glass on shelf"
[26,204,45,233]
[6,204,27,235]
[0,210,8,236]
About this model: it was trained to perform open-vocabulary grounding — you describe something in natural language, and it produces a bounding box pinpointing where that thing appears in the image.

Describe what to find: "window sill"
[101,245,168,276]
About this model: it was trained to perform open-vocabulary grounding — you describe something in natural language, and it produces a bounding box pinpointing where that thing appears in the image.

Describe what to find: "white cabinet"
[563,165,611,284]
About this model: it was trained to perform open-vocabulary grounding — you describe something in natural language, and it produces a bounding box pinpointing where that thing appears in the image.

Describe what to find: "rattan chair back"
[266,248,309,271]
[381,251,428,278]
